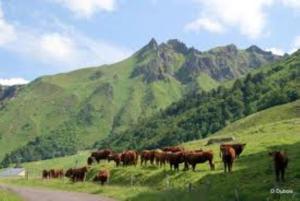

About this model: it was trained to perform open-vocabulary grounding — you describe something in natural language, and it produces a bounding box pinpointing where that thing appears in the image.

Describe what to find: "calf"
[269,151,288,182]
[93,169,110,185]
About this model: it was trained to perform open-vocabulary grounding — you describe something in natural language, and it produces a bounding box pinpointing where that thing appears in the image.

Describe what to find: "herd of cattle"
[42,143,289,185]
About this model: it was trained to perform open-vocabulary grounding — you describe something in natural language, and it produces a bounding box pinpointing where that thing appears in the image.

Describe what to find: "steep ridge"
[99,50,299,150]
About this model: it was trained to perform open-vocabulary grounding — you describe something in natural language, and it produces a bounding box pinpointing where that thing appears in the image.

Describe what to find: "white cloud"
[0,3,132,71]
[0,78,29,86]
[185,17,224,33]
[281,0,300,9]
[53,0,117,18]
[0,4,17,45]
[39,33,77,62]
[289,35,300,53]
[265,47,285,55]
[187,0,274,39]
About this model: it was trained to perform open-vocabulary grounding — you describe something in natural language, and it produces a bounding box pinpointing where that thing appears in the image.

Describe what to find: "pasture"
[1,101,300,201]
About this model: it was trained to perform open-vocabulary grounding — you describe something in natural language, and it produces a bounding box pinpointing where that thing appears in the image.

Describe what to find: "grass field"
[0,189,22,201]
[1,101,300,201]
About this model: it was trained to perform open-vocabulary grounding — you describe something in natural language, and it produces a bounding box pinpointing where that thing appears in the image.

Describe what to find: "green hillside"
[0,39,280,163]
[2,101,299,201]
[102,50,299,150]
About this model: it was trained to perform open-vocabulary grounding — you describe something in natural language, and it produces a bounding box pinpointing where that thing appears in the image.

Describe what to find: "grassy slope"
[0,56,185,160]
[1,100,299,201]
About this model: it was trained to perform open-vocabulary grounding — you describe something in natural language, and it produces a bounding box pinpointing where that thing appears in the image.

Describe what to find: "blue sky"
[0,0,300,85]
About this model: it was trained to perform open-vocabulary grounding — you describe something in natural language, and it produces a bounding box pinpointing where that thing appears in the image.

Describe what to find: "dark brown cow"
[65,167,88,182]
[87,156,95,166]
[166,151,185,171]
[49,169,64,179]
[184,151,215,171]
[108,152,121,167]
[42,170,50,179]
[91,149,112,163]
[140,150,155,166]
[221,146,236,173]
[162,146,185,153]
[121,150,138,166]
[269,151,288,182]
[154,149,167,167]
[93,169,110,185]
[220,143,246,158]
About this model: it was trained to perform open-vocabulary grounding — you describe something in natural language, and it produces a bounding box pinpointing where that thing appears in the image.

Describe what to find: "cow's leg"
[224,162,227,173]
[192,164,196,171]
[281,168,285,182]
[170,163,172,170]
[275,168,280,182]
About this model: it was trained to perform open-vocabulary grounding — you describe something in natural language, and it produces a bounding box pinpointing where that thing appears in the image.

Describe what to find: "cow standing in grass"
[221,146,236,173]
[65,167,89,182]
[269,151,288,182]
[108,152,122,167]
[90,149,112,164]
[184,150,215,171]
[220,143,246,158]
[121,150,138,166]
[140,150,155,166]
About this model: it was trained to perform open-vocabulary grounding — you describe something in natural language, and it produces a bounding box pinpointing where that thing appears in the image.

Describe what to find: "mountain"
[0,39,282,163]
[97,49,300,150]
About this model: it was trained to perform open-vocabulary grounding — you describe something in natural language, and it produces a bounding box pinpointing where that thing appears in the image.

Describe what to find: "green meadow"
[1,100,299,201]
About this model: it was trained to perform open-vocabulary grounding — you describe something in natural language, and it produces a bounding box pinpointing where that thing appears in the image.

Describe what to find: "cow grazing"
[108,152,121,167]
[140,150,155,166]
[162,146,184,153]
[221,146,236,173]
[121,150,138,166]
[42,170,50,179]
[269,151,288,182]
[184,151,215,171]
[166,151,185,171]
[93,169,110,185]
[220,143,246,158]
[65,167,89,182]
[91,149,112,163]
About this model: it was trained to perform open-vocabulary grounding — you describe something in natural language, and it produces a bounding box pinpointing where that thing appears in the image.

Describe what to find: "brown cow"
[50,169,64,179]
[162,146,184,153]
[108,152,121,167]
[121,150,138,166]
[166,151,185,171]
[42,170,50,179]
[140,150,155,166]
[93,169,110,185]
[65,167,88,182]
[221,146,236,173]
[154,149,167,167]
[91,149,112,163]
[184,151,215,171]
[220,143,246,158]
[269,151,288,182]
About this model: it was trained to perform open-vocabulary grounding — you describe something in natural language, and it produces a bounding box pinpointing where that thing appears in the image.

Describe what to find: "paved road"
[0,185,116,201]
